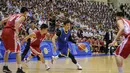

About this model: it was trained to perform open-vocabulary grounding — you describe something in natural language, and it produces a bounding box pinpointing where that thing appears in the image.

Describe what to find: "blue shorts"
[58,46,70,56]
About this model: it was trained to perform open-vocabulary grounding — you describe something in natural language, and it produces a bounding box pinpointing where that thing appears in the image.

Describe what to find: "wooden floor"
[0,56,130,73]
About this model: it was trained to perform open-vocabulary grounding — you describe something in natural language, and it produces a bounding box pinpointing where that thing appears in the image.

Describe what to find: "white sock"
[45,63,49,68]
[52,56,58,60]
[118,67,123,73]
[45,63,47,66]
[76,63,80,66]
[27,58,30,61]
[76,63,82,69]
[18,64,22,69]
[55,56,59,59]
[4,62,7,66]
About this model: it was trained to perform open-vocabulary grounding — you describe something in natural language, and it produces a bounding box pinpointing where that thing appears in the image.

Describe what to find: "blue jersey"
[57,28,71,55]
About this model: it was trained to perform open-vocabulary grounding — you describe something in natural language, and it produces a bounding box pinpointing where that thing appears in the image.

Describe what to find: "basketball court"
[0,55,130,73]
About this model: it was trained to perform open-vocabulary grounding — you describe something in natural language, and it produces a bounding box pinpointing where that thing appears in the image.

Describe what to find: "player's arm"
[52,30,61,52]
[22,33,36,44]
[0,17,9,25]
[44,33,50,40]
[68,35,76,44]
[15,16,26,35]
[114,20,124,41]
[110,20,124,46]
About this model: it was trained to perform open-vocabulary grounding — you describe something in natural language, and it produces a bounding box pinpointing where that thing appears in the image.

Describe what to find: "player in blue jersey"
[52,20,82,70]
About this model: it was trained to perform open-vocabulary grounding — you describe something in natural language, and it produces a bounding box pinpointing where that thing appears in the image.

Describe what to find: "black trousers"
[100,46,105,53]
[58,52,77,64]
[21,38,40,61]
[105,42,109,54]
[105,40,112,54]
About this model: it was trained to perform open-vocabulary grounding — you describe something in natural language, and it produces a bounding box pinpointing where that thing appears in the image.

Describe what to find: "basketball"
[78,43,86,51]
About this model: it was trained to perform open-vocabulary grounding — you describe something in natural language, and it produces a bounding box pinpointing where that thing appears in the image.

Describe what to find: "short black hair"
[63,19,70,25]
[115,12,124,17]
[20,7,28,13]
[40,24,48,30]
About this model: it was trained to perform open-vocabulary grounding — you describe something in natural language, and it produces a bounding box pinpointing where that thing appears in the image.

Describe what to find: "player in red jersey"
[110,12,130,73]
[0,7,28,73]
[22,24,50,70]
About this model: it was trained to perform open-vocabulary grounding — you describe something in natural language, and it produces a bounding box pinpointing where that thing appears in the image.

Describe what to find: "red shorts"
[1,28,20,53]
[30,46,42,56]
[114,38,130,59]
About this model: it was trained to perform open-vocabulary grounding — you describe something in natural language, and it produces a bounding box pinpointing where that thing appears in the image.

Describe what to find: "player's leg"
[51,53,65,64]
[38,54,45,63]
[30,47,50,70]
[3,50,12,73]
[24,54,33,63]
[16,43,25,73]
[16,52,25,73]
[24,47,38,63]
[115,55,123,73]
[68,52,82,70]
[114,39,130,73]
[21,38,31,61]
[51,49,72,64]
[114,45,123,73]
[21,38,40,61]
[36,56,40,61]
[58,54,65,58]
[4,51,9,66]
[1,29,12,73]
[38,54,50,70]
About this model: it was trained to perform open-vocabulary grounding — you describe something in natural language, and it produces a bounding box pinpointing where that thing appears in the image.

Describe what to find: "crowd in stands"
[120,3,130,20]
[0,0,127,54]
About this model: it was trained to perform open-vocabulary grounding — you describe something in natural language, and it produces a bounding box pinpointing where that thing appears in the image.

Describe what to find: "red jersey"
[4,14,25,31]
[121,18,130,37]
[30,30,46,48]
